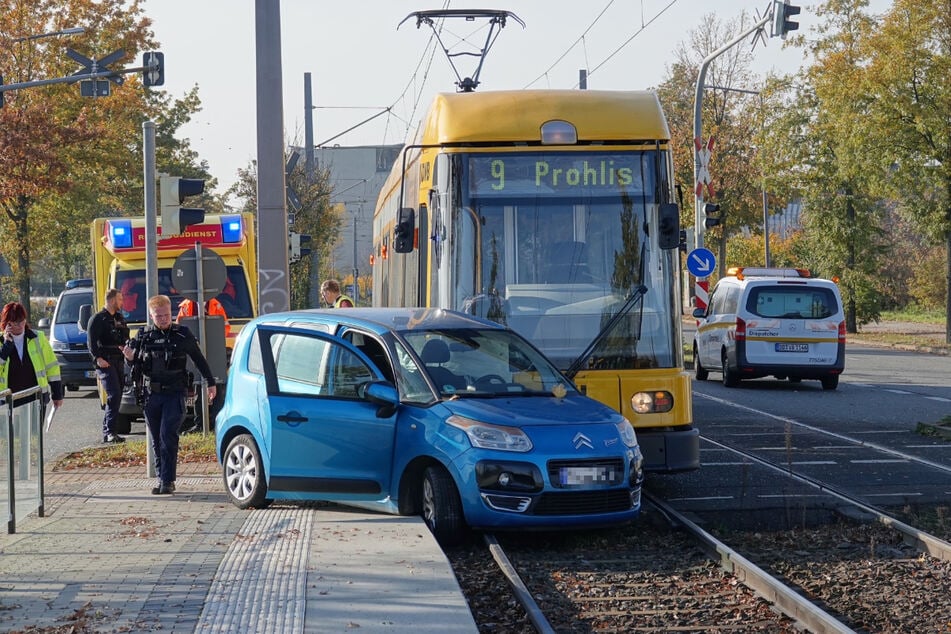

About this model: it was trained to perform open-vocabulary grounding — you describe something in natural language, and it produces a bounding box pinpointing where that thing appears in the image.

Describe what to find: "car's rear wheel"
[694,345,708,381]
[422,465,465,546]
[721,350,739,387]
[224,434,269,509]
[821,375,839,391]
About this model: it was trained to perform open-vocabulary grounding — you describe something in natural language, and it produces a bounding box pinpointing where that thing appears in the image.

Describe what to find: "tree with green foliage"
[757,0,888,331]
[0,0,211,318]
[229,151,340,309]
[657,11,772,281]
[862,0,951,342]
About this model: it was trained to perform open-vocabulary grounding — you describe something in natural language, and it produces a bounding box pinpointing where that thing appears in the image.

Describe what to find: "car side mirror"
[359,380,399,418]
[78,304,93,332]
[37,318,50,329]
[692,307,706,319]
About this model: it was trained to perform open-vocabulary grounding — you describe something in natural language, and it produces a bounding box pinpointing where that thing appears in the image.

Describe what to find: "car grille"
[60,350,91,363]
[547,457,626,488]
[532,489,634,515]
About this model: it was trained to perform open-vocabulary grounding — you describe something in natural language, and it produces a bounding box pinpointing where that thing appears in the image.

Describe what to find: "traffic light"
[288,232,312,264]
[142,52,164,87]
[772,0,801,39]
[703,202,722,229]
[159,175,205,236]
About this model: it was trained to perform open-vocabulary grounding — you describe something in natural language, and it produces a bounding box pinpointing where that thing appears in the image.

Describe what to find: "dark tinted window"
[746,286,838,319]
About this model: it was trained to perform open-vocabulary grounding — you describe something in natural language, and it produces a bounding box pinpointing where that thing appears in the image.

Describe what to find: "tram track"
[446,429,951,633]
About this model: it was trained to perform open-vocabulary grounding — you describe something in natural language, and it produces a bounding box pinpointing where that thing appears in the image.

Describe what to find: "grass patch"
[848,330,951,353]
[880,307,945,323]
[53,432,217,470]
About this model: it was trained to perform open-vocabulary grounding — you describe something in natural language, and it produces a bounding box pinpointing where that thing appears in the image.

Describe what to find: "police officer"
[87,288,130,443]
[124,295,217,495]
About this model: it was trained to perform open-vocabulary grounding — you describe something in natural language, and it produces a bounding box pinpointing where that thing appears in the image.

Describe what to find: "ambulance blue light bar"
[109,219,133,248]
[221,215,243,243]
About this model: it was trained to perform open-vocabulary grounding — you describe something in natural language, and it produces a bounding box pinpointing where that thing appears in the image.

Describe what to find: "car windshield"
[401,327,575,397]
[55,292,92,324]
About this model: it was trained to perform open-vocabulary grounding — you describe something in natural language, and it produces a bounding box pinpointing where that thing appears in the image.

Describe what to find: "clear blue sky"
[143,1,890,197]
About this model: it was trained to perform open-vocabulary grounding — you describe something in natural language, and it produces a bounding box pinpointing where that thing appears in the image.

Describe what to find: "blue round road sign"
[686,247,716,278]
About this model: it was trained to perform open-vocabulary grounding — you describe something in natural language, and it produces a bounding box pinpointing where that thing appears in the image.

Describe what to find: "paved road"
[44,387,147,463]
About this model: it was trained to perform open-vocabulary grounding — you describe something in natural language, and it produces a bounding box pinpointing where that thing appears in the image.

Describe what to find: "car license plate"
[559,466,617,486]
[775,343,808,353]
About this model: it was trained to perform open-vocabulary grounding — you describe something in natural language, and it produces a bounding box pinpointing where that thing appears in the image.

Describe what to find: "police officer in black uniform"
[124,294,217,495]
[87,288,130,443]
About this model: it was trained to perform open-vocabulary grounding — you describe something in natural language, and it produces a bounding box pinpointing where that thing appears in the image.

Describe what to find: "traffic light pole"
[0,56,161,101]
[692,9,772,311]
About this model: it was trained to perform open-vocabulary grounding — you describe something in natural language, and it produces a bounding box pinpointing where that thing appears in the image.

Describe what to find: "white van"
[692,267,845,390]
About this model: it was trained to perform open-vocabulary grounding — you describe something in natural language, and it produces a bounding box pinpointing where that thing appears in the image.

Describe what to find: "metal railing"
[2,386,47,534]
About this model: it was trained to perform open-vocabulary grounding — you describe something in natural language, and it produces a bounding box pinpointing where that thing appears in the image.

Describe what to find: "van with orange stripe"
[692,267,845,390]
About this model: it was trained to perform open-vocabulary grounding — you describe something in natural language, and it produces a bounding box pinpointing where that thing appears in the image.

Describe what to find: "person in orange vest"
[176,297,231,338]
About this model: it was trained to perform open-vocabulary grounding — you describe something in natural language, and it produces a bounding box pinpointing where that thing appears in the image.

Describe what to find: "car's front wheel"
[223,434,269,509]
[422,465,465,546]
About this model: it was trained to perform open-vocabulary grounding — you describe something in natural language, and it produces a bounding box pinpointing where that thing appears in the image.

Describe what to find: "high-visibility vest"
[334,293,355,308]
[0,330,61,393]
[177,298,231,337]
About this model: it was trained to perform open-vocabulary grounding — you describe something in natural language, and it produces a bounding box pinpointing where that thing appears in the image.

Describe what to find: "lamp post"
[11,26,85,44]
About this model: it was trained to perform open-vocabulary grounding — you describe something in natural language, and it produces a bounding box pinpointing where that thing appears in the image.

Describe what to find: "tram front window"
[452,151,678,371]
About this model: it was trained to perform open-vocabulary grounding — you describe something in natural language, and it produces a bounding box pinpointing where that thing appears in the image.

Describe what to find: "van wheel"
[821,375,839,391]
[694,345,708,381]
[721,351,739,387]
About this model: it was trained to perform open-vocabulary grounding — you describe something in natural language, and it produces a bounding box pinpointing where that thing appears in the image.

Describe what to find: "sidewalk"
[0,463,478,633]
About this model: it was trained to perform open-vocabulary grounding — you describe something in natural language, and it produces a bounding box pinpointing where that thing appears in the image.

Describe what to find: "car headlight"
[616,419,638,448]
[51,340,68,352]
[446,415,533,452]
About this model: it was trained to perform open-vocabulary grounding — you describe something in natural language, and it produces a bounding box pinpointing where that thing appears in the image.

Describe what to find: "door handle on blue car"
[276,411,308,423]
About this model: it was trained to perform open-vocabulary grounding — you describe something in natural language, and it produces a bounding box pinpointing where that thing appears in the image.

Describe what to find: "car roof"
[58,286,94,298]
[254,307,503,336]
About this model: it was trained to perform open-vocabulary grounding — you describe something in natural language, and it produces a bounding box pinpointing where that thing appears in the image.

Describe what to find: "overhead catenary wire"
[524,0,680,90]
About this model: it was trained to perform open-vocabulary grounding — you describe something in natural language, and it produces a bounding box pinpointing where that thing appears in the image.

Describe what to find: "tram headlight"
[631,391,673,414]
[616,419,638,448]
[447,415,533,452]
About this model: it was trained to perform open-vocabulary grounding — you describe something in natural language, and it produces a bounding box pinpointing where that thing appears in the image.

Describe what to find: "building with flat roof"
[302,144,401,302]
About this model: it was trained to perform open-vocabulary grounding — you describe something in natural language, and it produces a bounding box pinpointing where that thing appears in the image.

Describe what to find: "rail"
[2,386,47,533]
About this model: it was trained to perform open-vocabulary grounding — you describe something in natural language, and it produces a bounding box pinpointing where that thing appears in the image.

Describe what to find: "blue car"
[215,308,643,544]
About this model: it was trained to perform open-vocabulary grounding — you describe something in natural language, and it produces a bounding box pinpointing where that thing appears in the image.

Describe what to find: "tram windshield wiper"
[564,284,648,380]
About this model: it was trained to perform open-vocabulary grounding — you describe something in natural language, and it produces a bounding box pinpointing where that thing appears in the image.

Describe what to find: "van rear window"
[746,286,838,319]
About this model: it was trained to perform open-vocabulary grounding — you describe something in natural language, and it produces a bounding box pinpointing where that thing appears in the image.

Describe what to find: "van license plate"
[776,343,808,353]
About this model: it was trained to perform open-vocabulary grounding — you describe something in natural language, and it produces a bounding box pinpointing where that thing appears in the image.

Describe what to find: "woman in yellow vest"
[0,302,64,407]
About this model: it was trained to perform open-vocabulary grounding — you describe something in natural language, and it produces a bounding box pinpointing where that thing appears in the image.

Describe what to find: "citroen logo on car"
[573,432,594,450]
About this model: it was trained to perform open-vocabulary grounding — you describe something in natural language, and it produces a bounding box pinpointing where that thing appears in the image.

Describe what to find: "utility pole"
[255,0,289,314]
[304,73,320,308]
